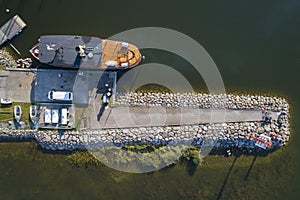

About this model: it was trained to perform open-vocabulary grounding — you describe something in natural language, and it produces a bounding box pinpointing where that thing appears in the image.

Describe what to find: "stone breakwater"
[34,115,289,152]
[0,93,290,154]
[115,92,289,112]
[0,130,35,141]
[0,48,17,68]
[0,113,289,153]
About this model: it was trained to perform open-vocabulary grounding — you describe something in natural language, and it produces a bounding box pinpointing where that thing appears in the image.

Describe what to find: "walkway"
[83,105,280,129]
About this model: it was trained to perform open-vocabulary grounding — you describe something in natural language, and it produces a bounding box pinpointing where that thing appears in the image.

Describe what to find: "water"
[1,0,300,199]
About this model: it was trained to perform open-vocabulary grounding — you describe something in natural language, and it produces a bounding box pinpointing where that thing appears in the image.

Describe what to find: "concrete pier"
[88,106,280,129]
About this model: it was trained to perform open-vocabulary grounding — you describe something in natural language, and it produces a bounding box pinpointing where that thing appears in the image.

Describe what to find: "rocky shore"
[0,47,17,68]
[0,116,289,153]
[0,93,291,154]
[0,129,35,141]
[34,116,289,152]
[115,92,289,112]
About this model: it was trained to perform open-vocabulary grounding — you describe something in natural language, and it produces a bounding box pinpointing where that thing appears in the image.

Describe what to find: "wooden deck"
[99,39,142,69]
[0,15,26,46]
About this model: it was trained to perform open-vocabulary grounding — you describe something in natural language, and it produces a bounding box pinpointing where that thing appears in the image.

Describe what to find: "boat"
[250,133,273,149]
[14,106,22,122]
[30,105,37,124]
[29,35,142,70]
[0,98,12,105]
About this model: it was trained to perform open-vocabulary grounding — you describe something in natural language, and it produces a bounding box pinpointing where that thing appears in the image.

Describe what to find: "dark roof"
[39,35,102,68]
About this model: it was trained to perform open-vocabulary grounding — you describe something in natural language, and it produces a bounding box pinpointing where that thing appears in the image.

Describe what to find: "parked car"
[48,91,73,101]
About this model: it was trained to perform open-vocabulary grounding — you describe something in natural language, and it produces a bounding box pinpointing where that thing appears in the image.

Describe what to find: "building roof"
[37,103,75,130]
[39,35,102,68]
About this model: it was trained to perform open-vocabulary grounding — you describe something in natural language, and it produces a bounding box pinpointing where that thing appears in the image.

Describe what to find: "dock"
[0,15,26,46]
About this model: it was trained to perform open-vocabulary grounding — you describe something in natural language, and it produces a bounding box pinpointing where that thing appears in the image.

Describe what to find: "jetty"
[0,60,291,153]
[0,15,26,46]
[94,107,280,129]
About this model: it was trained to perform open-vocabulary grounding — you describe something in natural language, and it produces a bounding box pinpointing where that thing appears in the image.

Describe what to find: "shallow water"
[0,0,300,199]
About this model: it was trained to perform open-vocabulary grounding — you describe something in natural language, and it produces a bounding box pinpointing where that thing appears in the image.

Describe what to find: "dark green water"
[1,0,300,199]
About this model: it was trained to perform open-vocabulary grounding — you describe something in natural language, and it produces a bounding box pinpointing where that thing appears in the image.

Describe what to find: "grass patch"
[14,102,31,124]
[4,46,19,61]
[0,102,31,124]
[66,151,102,168]
[74,106,85,130]
[0,65,6,70]
[0,104,13,122]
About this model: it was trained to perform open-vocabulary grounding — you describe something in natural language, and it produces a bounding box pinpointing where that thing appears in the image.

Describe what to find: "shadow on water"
[160,158,198,176]
[37,143,73,155]
[209,146,278,157]
[0,0,9,13]
[216,156,238,200]
[37,0,45,12]
[244,155,258,181]
[186,161,198,176]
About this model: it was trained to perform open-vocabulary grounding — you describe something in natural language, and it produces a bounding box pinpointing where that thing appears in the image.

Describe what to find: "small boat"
[30,105,37,124]
[29,35,142,70]
[14,106,22,122]
[0,98,12,105]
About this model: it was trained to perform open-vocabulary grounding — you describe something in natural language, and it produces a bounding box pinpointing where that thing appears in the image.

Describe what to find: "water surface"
[0,0,300,199]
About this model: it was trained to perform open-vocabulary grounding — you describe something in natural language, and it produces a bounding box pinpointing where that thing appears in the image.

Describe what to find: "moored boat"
[29,35,142,70]
[14,105,22,122]
[30,105,37,124]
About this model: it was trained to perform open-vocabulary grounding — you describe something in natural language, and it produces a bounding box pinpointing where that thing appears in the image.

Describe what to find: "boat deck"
[99,39,141,69]
[34,36,142,70]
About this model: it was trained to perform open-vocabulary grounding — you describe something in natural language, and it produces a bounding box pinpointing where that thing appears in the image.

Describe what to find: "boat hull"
[30,105,37,124]
[14,106,22,122]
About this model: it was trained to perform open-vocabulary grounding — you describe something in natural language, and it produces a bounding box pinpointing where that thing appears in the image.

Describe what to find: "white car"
[48,91,73,101]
